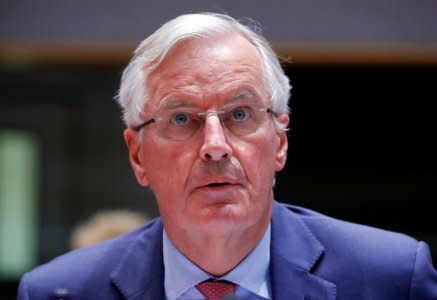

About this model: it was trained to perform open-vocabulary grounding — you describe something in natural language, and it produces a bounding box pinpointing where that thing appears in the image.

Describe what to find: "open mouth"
[206,182,230,187]
[191,180,240,195]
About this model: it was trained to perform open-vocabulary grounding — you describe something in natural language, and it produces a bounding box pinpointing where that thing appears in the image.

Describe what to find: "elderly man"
[18,13,437,300]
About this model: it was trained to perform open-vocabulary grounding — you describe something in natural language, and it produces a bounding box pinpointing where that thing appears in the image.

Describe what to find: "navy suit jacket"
[17,201,437,299]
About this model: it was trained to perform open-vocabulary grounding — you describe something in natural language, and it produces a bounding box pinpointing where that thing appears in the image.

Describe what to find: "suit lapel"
[270,202,337,300]
[110,219,165,300]
[108,202,337,300]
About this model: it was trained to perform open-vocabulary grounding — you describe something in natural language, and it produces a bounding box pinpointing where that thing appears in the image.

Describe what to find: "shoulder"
[273,202,437,299]
[17,218,162,300]
[277,202,418,257]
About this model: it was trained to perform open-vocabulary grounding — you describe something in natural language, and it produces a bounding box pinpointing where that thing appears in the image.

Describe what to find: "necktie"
[196,279,238,300]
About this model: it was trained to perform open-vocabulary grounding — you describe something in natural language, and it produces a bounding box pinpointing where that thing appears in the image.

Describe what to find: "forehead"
[146,33,266,109]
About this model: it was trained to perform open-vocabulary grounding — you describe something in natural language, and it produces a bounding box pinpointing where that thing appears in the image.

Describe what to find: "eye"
[170,112,191,126]
[231,107,250,122]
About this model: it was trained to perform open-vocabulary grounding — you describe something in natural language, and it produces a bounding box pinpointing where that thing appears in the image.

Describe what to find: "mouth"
[189,177,242,201]
[205,182,232,187]
[194,179,241,191]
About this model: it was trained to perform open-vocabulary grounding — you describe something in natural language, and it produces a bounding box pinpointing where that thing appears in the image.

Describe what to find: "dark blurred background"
[1,1,436,298]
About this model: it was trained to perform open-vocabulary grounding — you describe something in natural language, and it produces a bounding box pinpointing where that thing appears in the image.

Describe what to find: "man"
[18,12,437,300]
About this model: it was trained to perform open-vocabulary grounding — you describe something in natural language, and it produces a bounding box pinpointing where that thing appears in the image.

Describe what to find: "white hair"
[115,12,291,130]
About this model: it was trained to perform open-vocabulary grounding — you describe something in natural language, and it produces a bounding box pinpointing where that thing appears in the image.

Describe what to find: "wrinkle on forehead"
[145,33,266,112]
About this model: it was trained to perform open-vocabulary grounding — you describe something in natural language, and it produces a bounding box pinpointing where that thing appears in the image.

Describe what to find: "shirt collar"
[163,224,271,300]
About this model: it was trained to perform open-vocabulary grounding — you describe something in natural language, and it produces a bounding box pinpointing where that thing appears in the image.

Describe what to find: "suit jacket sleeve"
[17,273,30,300]
[411,241,437,299]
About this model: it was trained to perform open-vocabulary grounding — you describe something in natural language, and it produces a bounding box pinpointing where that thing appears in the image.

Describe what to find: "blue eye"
[231,107,249,122]
[171,113,190,126]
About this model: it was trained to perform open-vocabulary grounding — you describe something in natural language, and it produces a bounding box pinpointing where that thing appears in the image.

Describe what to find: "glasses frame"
[134,106,278,136]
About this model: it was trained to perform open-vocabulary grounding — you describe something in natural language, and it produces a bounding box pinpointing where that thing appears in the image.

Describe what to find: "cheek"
[142,138,197,190]
[235,135,278,185]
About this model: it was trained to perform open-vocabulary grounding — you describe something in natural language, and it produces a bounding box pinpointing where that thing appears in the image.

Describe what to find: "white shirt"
[163,224,272,300]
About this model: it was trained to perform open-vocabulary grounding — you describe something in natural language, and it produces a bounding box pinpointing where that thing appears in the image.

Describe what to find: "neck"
[165,214,271,276]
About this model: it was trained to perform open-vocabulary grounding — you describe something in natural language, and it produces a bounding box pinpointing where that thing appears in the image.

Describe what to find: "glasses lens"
[221,104,266,136]
[151,103,272,140]
[158,111,201,140]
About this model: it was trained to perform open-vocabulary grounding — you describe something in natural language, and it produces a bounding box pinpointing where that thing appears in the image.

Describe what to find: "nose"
[199,113,233,161]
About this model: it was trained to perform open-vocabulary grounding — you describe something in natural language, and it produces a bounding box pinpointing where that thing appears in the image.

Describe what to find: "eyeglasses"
[134,101,278,141]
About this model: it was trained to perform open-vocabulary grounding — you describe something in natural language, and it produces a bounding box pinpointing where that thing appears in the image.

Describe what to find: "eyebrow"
[228,90,257,102]
[226,90,265,107]
[159,100,198,111]
[157,89,263,111]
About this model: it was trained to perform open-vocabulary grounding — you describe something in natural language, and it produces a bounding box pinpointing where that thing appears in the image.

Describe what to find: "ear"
[123,128,149,187]
[275,114,289,171]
